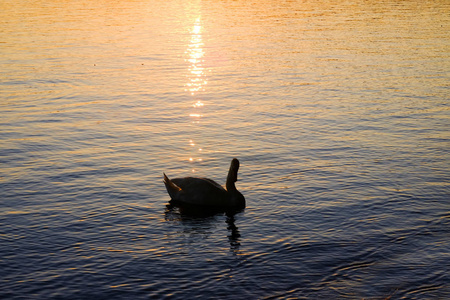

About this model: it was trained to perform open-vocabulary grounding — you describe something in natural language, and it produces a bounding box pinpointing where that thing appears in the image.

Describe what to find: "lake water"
[1,0,449,299]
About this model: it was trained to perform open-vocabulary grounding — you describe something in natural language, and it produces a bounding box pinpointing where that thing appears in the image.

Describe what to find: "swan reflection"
[164,204,242,253]
[226,214,241,253]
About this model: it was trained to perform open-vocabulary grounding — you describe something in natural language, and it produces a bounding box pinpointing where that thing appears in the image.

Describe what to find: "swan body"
[164,158,245,209]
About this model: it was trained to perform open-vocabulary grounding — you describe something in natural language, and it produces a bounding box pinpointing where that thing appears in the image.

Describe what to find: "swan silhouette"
[164,158,245,210]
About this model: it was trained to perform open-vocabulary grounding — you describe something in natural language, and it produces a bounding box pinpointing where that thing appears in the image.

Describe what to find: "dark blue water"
[1,0,449,299]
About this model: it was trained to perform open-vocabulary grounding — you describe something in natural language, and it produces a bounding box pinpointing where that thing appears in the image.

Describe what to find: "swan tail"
[163,173,182,199]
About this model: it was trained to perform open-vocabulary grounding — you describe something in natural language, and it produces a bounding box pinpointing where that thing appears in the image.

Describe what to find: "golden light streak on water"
[184,16,207,168]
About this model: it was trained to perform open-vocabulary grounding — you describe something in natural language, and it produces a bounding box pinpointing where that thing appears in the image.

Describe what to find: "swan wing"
[170,177,230,206]
[163,173,182,200]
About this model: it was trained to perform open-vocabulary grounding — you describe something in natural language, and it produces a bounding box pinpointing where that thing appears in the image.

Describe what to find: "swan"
[163,158,245,209]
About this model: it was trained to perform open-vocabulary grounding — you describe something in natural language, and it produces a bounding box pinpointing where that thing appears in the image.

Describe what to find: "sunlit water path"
[1,0,449,299]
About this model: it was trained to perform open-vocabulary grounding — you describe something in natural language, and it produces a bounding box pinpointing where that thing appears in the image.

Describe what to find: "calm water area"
[1,0,449,299]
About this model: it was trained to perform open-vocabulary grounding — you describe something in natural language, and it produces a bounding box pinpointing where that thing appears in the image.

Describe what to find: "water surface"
[1,0,449,299]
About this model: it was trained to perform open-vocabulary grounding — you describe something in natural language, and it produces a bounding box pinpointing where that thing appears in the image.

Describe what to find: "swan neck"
[226,163,238,192]
[226,171,237,192]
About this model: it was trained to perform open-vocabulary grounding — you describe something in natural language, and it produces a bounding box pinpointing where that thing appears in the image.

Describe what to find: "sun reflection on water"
[185,18,207,97]
[185,17,207,170]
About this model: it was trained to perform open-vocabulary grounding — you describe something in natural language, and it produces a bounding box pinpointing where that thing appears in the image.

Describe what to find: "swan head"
[227,158,240,185]
[231,158,239,171]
